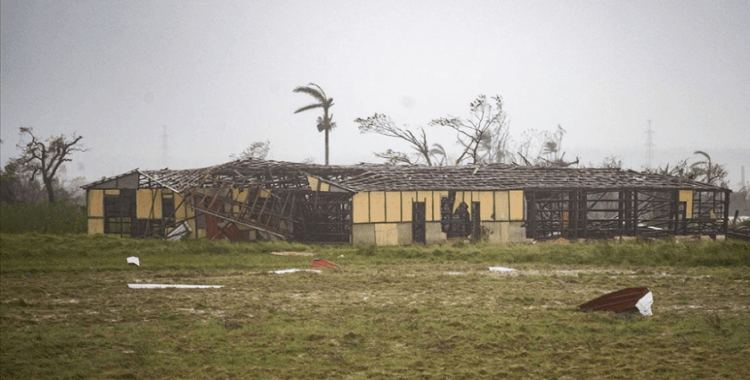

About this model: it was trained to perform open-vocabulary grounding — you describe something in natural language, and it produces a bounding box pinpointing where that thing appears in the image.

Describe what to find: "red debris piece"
[579,287,650,314]
[311,259,337,268]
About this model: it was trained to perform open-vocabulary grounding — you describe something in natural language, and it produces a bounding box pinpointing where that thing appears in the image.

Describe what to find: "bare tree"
[429,94,510,165]
[293,83,336,165]
[644,151,728,187]
[692,150,728,186]
[514,126,577,167]
[231,140,271,160]
[355,113,436,165]
[599,156,623,169]
[15,127,84,203]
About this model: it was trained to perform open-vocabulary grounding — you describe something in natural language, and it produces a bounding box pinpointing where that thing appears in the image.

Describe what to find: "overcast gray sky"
[2,0,749,189]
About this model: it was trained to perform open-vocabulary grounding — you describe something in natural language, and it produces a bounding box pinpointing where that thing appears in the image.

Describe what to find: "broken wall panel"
[526,188,729,240]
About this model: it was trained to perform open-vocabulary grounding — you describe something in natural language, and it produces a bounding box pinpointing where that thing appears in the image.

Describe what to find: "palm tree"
[293,83,336,165]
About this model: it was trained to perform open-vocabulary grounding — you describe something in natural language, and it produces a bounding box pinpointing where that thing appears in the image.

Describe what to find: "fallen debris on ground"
[489,267,514,272]
[311,259,336,268]
[271,251,314,257]
[579,287,653,316]
[126,257,140,267]
[272,269,322,274]
[127,284,224,289]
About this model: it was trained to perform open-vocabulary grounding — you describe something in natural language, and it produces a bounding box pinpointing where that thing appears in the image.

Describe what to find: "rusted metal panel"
[311,259,336,268]
[579,287,650,314]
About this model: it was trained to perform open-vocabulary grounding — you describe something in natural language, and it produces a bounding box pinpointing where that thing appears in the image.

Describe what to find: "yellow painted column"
[509,190,524,221]
[352,192,370,223]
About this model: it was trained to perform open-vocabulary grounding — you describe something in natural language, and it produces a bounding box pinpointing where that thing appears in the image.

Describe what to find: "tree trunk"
[43,176,56,203]
[325,128,329,166]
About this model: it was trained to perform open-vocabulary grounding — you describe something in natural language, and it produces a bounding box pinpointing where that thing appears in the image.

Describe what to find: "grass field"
[1,234,749,379]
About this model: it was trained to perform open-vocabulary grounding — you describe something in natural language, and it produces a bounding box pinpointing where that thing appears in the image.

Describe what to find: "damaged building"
[82,159,731,245]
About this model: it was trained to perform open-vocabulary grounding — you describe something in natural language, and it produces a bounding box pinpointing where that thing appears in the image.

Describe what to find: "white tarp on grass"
[489,267,514,272]
[273,269,322,274]
[128,284,224,289]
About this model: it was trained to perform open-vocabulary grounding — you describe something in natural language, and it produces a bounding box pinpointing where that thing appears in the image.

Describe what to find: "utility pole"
[645,120,655,169]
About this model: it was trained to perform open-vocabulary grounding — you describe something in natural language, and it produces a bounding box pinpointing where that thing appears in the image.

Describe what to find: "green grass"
[1,233,748,273]
[1,233,749,379]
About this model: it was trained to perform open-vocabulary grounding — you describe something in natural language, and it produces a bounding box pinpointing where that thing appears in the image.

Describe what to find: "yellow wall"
[351,189,525,224]
[478,191,494,220]
[679,190,693,219]
[136,189,162,219]
[509,190,524,221]
[88,219,104,235]
[401,191,416,222]
[307,176,330,192]
[385,192,401,222]
[352,192,369,223]
[104,189,120,195]
[88,190,104,217]
[369,191,385,222]
[494,191,509,221]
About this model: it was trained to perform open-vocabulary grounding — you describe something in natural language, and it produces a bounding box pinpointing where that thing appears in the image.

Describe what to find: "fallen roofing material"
[273,269,322,274]
[271,251,314,257]
[126,257,140,267]
[311,259,337,268]
[128,284,224,289]
[489,267,514,272]
[579,287,653,316]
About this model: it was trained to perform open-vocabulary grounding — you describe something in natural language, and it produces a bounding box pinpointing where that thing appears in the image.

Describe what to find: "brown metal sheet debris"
[579,287,651,314]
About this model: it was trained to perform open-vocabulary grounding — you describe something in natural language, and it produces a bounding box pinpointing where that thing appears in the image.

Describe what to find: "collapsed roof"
[82,158,729,193]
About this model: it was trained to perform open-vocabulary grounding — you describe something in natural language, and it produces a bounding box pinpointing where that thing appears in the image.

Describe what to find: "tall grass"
[0,202,86,234]
[344,239,750,267]
[1,233,747,274]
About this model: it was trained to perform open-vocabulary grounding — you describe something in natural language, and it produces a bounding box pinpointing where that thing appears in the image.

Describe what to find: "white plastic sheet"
[489,267,514,272]
[635,291,653,316]
[273,269,322,274]
[128,284,224,289]
[126,256,140,267]
[166,221,192,241]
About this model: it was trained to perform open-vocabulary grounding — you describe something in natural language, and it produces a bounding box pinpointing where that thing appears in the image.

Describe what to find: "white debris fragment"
[127,284,223,289]
[446,272,465,275]
[272,269,322,274]
[271,251,314,257]
[489,267,514,272]
[126,257,140,267]
[166,222,191,240]
[635,291,653,316]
